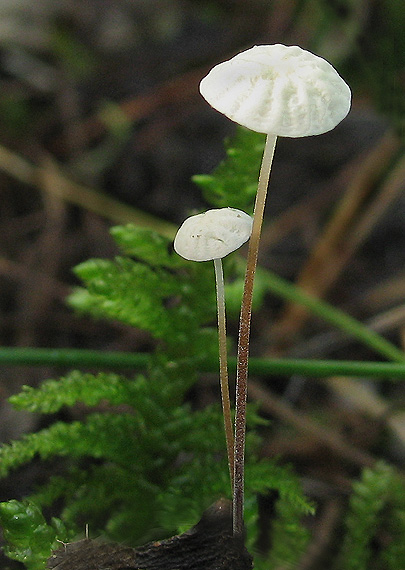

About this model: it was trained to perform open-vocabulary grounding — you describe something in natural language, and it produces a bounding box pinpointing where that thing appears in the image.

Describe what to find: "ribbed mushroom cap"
[199,44,351,137]
[174,208,253,262]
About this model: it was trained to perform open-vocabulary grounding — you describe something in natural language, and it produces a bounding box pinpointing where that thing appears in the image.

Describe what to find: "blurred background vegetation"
[0,1,404,568]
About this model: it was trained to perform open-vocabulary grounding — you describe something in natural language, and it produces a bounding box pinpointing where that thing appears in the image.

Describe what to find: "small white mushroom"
[199,44,352,536]
[174,207,253,489]
[174,208,253,262]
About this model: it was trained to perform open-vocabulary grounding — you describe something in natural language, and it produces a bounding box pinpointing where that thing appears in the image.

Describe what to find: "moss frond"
[0,499,70,570]
[193,127,266,211]
[9,371,143,413]
[339,462,405,570]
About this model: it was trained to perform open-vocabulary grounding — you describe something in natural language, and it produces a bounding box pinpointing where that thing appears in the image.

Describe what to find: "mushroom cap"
[199,44,351,137]
[174,208,253,262]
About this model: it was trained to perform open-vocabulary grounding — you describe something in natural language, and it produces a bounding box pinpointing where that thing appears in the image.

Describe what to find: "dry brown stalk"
[271,132,401,347]
[296,499,343,570]
[249,380,376,468]
[0,146,176,237]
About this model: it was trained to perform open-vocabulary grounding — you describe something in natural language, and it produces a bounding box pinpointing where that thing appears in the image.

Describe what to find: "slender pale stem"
[233,134,278,536]
[213,257,235,491]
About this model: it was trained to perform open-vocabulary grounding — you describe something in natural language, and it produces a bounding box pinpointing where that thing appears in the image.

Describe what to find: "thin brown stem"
[233,134,277,536]
[213,257,235,492]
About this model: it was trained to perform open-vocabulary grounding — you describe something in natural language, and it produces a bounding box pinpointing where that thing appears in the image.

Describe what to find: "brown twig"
[296,499,343,570]
[272,132,401,346]
[249,380,376,469]
[0,146,176,238]
[82,66,209,143]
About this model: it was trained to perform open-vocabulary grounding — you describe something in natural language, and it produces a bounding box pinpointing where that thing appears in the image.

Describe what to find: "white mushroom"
[199,44,352,536]
[174,208,253,262]
[174,208,253,489]
[200,44,351,137]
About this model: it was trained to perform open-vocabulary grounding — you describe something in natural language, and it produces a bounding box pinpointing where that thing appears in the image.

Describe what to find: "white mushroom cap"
[199,44,351,137]
[174,208,253,262]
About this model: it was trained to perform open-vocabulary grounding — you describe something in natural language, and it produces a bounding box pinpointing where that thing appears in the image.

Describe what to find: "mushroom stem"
[213,256,235,491]
[233,133,278,536]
